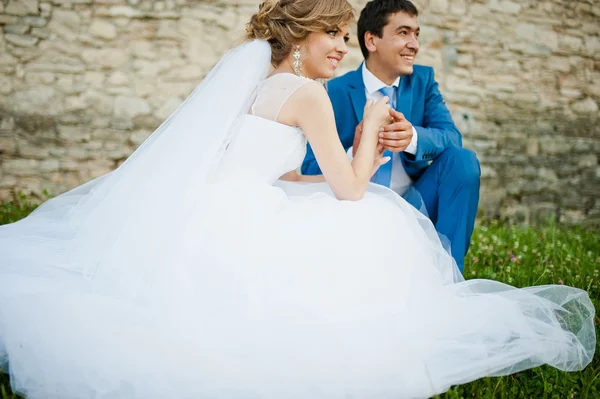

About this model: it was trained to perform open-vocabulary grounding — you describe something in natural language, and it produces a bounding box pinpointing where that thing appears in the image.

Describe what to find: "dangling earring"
[292,45,305,78]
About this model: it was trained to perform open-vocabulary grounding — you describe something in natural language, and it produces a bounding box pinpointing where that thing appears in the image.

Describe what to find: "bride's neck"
[269,62,295,78]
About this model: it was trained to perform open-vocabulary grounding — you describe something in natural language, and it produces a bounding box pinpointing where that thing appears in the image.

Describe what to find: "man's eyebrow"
[395,25,420,32]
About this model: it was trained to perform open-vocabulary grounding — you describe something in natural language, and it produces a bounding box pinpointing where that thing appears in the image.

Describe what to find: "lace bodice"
[216,74,313,184]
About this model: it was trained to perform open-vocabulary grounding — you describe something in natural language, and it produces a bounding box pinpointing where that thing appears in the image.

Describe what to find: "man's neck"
[365,58,399,86]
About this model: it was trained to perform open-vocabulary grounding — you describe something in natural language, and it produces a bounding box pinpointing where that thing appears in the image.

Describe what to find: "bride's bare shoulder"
[284,78,330,109]
[273,75,332,126]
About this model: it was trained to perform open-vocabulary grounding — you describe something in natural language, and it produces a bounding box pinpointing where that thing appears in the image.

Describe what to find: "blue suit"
[301,65,480,272]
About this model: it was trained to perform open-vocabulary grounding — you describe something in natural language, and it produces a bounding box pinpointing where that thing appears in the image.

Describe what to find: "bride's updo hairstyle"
[246,0,355,66]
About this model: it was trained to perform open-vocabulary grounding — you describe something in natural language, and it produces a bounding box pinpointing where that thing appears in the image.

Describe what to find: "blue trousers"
[402,147,480,272]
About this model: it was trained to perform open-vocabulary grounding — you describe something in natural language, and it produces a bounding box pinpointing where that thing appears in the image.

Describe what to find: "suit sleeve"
[301,142,321,175]
[407,68,462,163]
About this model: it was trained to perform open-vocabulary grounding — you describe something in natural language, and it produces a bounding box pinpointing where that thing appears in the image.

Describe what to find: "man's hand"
[352,120,364,157]
[379,109,413,153]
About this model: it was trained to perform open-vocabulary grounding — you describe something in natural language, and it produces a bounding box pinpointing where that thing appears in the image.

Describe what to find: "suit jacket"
[301,64,462,178]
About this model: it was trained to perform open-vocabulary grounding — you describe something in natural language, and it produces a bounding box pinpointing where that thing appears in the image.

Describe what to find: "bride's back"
[251,73,314,124]
[215,74,313,184]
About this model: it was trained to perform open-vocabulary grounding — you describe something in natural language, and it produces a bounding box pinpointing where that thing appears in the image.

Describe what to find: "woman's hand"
[370,144,390,178]
[363,97,392,132]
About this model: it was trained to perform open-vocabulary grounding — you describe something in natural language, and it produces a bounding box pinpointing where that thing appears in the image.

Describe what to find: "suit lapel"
[395,74,413,120]
[348,65,367,122]
[348,65,413,122]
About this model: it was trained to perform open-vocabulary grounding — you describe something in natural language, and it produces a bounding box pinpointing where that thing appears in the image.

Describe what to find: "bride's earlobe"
[292,45,305,78]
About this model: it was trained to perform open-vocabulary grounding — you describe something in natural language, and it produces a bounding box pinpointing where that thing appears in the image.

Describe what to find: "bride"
[0,0,595,398]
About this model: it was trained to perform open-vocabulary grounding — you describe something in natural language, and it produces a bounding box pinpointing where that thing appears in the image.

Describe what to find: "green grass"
[0,198,598,399]
[434,221,600,398]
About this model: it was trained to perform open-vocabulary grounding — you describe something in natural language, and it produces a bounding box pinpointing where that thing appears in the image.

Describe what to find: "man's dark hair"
[357,0,419,59]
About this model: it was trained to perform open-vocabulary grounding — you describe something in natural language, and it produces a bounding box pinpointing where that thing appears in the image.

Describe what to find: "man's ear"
[364,31,377,54]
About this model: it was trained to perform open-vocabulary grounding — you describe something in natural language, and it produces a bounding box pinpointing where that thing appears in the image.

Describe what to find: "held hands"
[355,97,394,177]
[363,97,393,130]
[353,97,392,157]
[354,101,413,155]
[378,109,413,152]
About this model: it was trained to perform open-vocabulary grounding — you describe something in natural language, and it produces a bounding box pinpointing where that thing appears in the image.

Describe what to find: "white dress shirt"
[347,63,419,196]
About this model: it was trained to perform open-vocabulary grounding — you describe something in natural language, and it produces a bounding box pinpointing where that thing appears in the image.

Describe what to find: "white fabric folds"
[0,41,595,399]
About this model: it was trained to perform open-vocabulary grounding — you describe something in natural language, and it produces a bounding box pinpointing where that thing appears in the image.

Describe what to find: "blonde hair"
[246,0,355,66]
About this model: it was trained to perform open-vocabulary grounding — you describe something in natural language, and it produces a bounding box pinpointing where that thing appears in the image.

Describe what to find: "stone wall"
[0,0,598,225]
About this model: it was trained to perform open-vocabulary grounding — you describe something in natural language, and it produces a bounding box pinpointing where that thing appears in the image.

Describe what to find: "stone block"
[47,9,81,40]
[0,15,20,25]
[98,5,144,18]
[5,24,31,35]
[560,210,586,225]
[107,71,129,86]
[4,33,39,47]
[5,0,39,16]
[539,137,572,155]
[549,56,571,73]
[82,48,129,68]
[165,64,203,81]
[129,41,157,60]
[89,19,118,40]
[584,37,600,59]
[0,175,18,188]
[66,146,90,160]
[51,0,93,4]
[83,92,114,115]
[0,75,12,95]
[64,95,88,111]
[572,98,599,114]
[96,0,128,4]
[31,27,51,39]
[559,87,582,99]
[508,42,551,57]
[448,0,466,15]
[24,71,56,85]
[22,17,48,27]
[129,129,151,146]
[578,154,597,168]
[0,138,17,154]
[26,60,85,74]
[83,71,105,87]
[19,145,51,159]
[558,35,583,53]
[155,97,182,120]
[39,3,52,18]
[3,159,40,176]
[10,87,63,116]
[113,95,151,119]
[526,138,539,157]
[156,20,181,39]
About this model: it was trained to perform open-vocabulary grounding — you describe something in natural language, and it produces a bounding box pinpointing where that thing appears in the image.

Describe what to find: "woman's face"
[301,24,350,79]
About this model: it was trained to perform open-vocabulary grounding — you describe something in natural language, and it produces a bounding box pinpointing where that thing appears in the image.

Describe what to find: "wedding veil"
[0,40,272,288]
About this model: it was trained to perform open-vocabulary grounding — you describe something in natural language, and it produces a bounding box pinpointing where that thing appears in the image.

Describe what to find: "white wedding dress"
[0,41,595,399]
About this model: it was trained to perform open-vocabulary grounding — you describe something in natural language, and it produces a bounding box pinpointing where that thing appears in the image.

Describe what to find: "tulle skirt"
[0,179,595,399]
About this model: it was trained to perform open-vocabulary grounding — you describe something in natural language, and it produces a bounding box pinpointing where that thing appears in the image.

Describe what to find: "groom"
[301,0,480,273]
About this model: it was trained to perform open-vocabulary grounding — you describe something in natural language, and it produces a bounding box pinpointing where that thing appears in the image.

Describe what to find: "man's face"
[371,12,420,76]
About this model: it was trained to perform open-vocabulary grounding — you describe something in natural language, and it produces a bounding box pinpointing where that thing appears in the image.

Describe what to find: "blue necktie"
[373,86,396,187]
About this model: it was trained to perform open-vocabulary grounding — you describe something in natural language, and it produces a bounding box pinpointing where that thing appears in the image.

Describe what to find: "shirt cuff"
[347,146,354,162]
[404,126,418,155]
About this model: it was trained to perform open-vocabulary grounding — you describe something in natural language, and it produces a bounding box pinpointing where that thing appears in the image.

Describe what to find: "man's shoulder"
[411,64,434,81]
[326,68,359,93]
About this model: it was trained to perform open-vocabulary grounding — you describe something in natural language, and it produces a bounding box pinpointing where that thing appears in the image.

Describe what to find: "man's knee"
[439,147,481,187]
